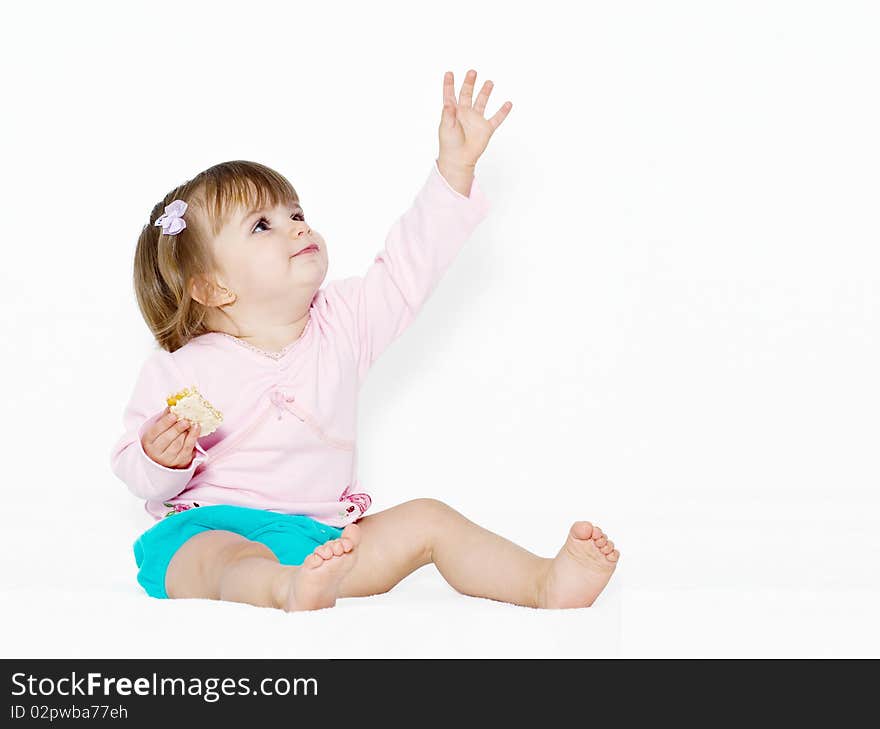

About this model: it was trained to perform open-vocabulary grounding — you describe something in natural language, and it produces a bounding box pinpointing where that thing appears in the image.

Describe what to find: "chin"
[291,261,327,286]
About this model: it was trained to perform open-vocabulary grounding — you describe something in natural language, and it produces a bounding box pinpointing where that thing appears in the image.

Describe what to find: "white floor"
[4,579,878,658]
[3,498,878,658]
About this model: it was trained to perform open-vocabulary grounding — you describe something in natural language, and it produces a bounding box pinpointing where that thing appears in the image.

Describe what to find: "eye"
[252,211,305,234]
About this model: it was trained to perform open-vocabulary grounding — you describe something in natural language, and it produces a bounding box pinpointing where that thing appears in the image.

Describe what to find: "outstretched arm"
[323,69,513,385]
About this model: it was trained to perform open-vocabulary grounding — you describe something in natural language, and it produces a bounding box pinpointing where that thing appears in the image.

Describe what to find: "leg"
[337,498,544,605]
[164,526,363,612]
[428,505,621,608]
[165,529,284,606]
[334,500,437,598]
[336,499,620,609]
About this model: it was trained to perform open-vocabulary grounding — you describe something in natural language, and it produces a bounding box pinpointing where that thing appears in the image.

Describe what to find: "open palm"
[438,69,512,168]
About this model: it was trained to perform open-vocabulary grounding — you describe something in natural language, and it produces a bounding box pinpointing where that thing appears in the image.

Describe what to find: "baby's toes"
[570,521,595,540]
[594,535,608,548]
[340,523,362,549]
[328,539,345,557]
[607,549,620,562]
[316,544,333,559]
[599,540,615,555]
[340,538,354,552]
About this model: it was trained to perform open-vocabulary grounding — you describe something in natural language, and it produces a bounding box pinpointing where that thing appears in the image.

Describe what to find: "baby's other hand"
[141,407,201,469]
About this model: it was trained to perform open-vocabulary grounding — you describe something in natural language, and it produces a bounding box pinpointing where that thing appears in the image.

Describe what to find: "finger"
[441,98,456,129]
[158,420,191,458]
[487,101,513,132]
[162,426,188,457]
[153,415,190,450]
[443,70,456,110]
[156,433,186,466]
[146,409,177,440]
[171,422,201,466]
[146,413,181,455]
[473,79,493,115]
[458,68,477,107]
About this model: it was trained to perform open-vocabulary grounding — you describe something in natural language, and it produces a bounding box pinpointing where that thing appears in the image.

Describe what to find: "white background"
[1,0,877,657]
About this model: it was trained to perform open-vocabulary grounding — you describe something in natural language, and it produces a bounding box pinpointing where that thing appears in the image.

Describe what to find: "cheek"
[241,252,284,282]
[259,247,288,264]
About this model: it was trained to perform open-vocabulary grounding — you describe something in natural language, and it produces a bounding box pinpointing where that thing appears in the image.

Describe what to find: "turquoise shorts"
[132,504,345,599]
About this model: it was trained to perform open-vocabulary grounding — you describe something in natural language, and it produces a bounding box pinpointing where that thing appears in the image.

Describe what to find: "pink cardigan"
[110,159,491,527]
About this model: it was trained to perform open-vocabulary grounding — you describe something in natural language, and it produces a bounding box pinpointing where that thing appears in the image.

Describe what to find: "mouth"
[292,244,319,257]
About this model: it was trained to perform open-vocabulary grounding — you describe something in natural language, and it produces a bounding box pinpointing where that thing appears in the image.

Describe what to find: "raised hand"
[438,69,512,171]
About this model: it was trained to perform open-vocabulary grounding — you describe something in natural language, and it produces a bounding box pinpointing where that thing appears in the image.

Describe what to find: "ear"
[189,273,232,307]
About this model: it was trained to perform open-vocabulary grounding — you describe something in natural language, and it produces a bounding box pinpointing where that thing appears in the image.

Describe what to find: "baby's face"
[210,197,328,312]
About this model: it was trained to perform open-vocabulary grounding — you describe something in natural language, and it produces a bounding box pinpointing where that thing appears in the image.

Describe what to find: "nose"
[289,220,311,238]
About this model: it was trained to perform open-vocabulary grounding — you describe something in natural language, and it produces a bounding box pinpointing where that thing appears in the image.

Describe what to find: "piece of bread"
[165,386,223,436]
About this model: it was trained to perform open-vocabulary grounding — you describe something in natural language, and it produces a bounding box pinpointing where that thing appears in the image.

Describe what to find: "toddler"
[110,69,619,611]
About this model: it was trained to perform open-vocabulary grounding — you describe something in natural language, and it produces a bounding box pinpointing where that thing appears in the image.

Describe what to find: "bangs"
[193,160,299,237]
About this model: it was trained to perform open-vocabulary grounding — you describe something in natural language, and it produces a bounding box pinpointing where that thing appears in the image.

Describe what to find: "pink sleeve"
[109,348,208,502]
[324,159,491,384]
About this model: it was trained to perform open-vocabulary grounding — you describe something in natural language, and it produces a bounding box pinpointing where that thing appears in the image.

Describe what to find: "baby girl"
[110,69,619,612]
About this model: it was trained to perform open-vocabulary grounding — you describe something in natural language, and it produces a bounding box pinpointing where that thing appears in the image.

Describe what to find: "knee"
[405,497,459,522]
[205,538,278,598]
[217,538,278,570]
[167,532,278,600]
[403,498,462,562]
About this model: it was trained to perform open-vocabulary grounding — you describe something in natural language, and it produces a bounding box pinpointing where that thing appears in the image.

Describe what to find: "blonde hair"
[134,160,300,352]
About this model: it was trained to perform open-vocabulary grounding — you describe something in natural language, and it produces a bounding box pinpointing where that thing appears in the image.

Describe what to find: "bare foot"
[537,521,620,609]
[272,524,361,612]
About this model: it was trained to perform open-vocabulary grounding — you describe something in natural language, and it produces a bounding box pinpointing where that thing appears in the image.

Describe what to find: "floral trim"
[163,501,201,518]
[337,484,372,520]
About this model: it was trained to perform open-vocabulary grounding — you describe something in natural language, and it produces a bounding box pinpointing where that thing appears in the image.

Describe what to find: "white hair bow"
[154,199,188,235]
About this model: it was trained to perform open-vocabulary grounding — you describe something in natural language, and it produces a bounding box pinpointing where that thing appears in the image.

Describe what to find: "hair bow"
[154,199,188,235]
